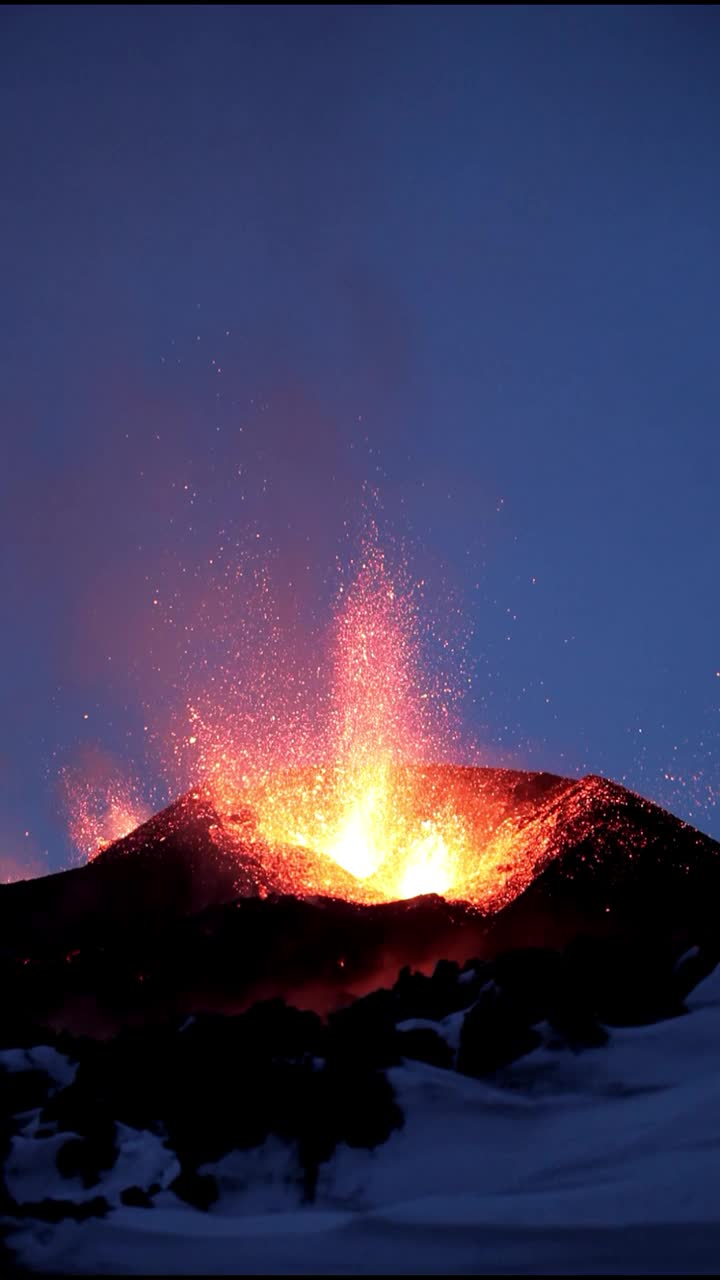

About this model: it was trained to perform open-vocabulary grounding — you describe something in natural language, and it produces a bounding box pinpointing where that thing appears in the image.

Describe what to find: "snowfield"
[5,968,720,1274]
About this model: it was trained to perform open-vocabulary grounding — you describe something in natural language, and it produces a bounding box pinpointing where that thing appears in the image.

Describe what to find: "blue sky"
[1,4,719,872]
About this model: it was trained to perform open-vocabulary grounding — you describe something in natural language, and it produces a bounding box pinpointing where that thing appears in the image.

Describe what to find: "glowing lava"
[69,524,584,909]
[396,824,455,899]
[193,528,469,902]
[63,756,151,860]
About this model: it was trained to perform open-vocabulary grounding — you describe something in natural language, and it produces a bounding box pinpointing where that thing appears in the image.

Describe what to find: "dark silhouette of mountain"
[1,769,718,1033]
[0,793,244,956]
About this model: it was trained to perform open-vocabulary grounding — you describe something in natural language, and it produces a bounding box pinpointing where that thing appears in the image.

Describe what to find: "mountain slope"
[1,769,718,1030]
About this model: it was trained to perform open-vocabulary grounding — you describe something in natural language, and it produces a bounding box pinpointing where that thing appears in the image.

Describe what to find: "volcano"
[4,768,720,1276]
[2,768,719,1033]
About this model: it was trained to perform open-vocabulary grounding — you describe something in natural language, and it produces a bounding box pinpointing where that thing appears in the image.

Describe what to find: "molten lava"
[67,525,649,912]
[63,756,151,860]
[189,529,474,903]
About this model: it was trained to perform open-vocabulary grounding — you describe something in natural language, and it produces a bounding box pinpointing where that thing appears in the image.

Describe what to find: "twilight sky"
[1,3,719,875]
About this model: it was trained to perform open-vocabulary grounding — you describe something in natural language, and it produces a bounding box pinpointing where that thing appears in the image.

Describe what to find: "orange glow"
[66,525,640,909]
[223,765,465,903]
[182,525,475,902]
[63,763,150,860]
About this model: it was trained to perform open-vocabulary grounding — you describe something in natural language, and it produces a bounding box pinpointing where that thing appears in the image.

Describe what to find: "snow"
[396,1007,467,1054]
[0,1045,76,1089]
[203,1140,310,1217]
[6,1123,180,1205]
[7,968,720,1273]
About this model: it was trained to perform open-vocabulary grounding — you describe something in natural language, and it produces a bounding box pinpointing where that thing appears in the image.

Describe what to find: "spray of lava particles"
[170,525,473,902]
[220,532,466,901]
[63,749,151,861]
[65,524,629,909]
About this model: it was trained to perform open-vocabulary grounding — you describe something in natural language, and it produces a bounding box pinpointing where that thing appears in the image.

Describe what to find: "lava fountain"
[63,748,152,863]
[192,527,472,903]
[65,527,587,910]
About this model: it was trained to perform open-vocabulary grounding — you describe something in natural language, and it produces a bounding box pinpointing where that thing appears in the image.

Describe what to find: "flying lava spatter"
[64,523,646,910]
[226,526,468,901]
[63,750,151,863]
[65,523,476,898]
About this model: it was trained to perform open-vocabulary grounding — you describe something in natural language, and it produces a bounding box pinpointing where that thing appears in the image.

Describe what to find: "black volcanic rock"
[327,989,402,1071]
[120,1185,154,1209]
[0,1067,52,1116]
[169,1169,218,1212]
[1,769,719,1031]
[673,944,720,1002]
[397,1026,455,1069]
[490,947,565,1024]
[457,984,542,1077]
[56,1126,118,1190]
[503,775,720,929]
[4,931,720,1236]
[0,793,248,959]
[560,935,688,1027]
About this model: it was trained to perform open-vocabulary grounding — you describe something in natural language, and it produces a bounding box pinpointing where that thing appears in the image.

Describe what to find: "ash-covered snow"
[5,968,720,1273]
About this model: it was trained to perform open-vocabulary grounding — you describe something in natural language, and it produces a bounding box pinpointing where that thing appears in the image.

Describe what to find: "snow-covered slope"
[6,968,720,1274]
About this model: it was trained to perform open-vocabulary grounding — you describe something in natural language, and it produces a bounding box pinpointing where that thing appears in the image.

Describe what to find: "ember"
[63,525,659,911]
[176,524,474,903]
[63,751,151,860]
